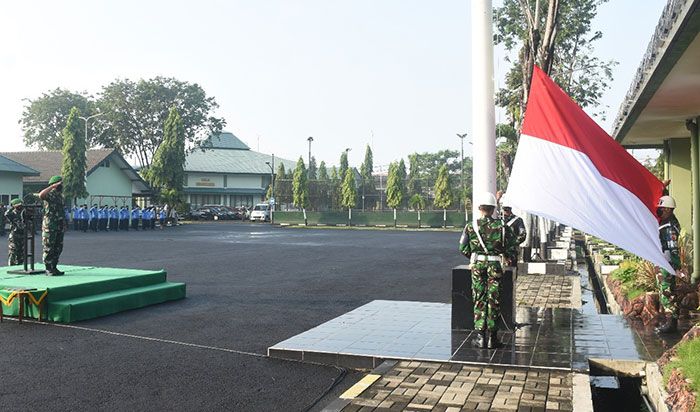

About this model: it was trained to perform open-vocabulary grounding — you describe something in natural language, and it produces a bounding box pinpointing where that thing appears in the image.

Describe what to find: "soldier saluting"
[501,195,527,266]
[39,175,66,276]
[655,195,681,334]
[5,199,26,266]
[459,192,518,349]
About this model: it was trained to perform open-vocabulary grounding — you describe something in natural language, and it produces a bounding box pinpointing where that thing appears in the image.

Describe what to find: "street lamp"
[307,136,314,178]
[265,154,275,223]
[457,133,468,210]
[79,112,104,145]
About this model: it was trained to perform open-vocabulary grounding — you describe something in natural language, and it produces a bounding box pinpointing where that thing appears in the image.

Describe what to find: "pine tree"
[308,156,317,180]
[397,158,407,208]
[407,154,422,197]
[330,166,340,209]
[318,161,328,180]
[148,107,186,205]
[339,151,349,180]
[292,157,308,209]
[340,168,357,209]
[360,145,373,180]
[433,164,453,210]
[61,107,88,205]
[386,162,403,210]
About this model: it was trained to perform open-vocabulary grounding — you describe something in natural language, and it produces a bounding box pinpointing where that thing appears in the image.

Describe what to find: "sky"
[0,0,667,169]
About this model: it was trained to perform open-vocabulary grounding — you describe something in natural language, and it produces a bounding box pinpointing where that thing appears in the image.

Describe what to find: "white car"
[249,203,270,222]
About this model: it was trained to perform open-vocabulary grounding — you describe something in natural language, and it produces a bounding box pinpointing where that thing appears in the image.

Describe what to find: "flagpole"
[471,0,497,219]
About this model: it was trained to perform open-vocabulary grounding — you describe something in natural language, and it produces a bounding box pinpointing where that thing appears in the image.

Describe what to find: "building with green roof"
[184,132,295,208]
[0,154,39,206]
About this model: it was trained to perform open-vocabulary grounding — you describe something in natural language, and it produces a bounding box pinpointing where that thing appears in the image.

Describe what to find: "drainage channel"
[574,238,654,411]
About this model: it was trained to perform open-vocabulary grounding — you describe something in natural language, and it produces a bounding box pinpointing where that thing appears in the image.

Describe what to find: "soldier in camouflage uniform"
[501,196,527,266]
[459,192,518,349]
[5,199,26,266]
[655,195,681,334]
[39,175,66,276]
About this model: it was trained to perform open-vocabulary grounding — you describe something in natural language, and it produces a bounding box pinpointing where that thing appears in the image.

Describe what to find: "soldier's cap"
[48,175,63,185]
[10,199,22,207]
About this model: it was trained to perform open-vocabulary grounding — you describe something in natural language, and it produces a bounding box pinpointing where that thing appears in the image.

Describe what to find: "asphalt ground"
[0,222,464,411]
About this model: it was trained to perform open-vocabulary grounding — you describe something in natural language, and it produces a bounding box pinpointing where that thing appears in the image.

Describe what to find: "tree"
[20,88,97,150]
[643,151,664,180]
[97,77,225,168]
[275,163,291,207]
[60,107,89,205]
[360,145,374,181]
[409,194,426,211]
[148,107,186,204]
[318,161,329,180]
[292,157,309,209]
[330,166,341,210]
[340,169,357,209]
[495,0,616,126]
[339,151,349,180]
[308,156,318,180]
[433,164,453,211]
[386,162,405,210]
[407,154,422,198]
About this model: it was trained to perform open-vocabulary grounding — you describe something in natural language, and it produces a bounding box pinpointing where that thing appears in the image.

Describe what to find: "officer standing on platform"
[655,195,682,334]
[459,192,517,349]
[131,205,141,230]
[5,199,26,265]
[501,196,527,266]
[39,175,65,276]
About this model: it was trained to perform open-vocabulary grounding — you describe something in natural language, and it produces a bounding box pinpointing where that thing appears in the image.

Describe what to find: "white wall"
[0,173,24,203]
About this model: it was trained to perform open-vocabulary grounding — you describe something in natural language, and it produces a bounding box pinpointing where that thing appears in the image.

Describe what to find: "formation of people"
[66,204,170,232]
[5,175,175,275]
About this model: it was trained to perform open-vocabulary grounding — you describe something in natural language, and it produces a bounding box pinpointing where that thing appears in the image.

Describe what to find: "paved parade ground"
[0,223,464,411]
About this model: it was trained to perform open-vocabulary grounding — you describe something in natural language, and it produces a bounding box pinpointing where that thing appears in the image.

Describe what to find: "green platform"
[0,265,186,323]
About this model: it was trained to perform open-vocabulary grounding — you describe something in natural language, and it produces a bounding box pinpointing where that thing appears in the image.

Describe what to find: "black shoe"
[488,331,504,349]
[655,317,678,334]
[45,264,64,276]
[471,330,488,349]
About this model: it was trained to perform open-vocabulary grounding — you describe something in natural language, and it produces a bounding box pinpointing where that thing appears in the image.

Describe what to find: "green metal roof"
[0,154,39,175]
[185,146,296,175]
[201,132,250,150]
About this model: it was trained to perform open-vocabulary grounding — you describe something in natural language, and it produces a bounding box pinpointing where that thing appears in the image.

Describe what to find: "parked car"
[189,207,214,220]
[249,203,270,222]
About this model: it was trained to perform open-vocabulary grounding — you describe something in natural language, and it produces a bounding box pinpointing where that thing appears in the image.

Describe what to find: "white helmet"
[476,192,497,207]
[658,195,676,209]
[501,193,512,208]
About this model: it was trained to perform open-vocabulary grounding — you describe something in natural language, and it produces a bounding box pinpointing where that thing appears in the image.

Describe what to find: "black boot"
[488,331,503,349]
[471,330,488,349]
[655,317,678,334]
[46,263,64,276]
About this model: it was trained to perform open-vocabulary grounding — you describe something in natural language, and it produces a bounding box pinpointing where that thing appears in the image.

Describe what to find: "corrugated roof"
[201,132,250,150]
[0,154,39,176]
[185,148,297,174]
[1,149,114,183]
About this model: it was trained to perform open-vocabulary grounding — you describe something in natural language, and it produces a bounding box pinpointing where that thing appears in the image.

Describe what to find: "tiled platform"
[323,360,575,412]
[268,300,653,372]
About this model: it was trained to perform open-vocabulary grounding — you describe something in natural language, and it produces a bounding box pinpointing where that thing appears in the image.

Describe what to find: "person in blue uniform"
[89,204,98,231]
[64,207,71,231]
[142,207,150,230]
[108,206,117,231]
[159,208,166,230]
[131,206,141,230]
[150,207,156,230]
[120,206,129,231]
[80,205,88,232]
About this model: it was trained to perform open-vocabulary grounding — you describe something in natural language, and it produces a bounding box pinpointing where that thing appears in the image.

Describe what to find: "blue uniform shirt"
[131,209,141,219]
[89,207,98,219]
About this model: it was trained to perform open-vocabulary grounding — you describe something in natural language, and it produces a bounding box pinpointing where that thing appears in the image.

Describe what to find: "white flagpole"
[471,0,497,221]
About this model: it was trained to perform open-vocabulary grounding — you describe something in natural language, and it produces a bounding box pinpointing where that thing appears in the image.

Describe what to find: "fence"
[272,210,469,228]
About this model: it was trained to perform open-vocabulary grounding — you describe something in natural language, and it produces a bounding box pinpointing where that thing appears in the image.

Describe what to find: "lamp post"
[78,112,103,145]
[265,154,275,223]
[307,137,314,178]
[457,133,468,210]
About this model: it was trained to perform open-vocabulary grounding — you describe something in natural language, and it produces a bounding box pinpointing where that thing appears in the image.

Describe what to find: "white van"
[250,203,270,222]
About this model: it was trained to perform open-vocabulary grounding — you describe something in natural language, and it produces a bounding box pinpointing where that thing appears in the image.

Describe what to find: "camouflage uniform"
[42,189,65,270]
[5,207,25,265]
[503,214,526,264]
[459,217,518,331]
[657,215,681,319]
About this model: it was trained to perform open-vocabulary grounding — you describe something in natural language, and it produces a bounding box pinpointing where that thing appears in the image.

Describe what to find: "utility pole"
[457,133,468,210]
[78,112,103,147]
[471,0,496,219]
[307,136,314,178]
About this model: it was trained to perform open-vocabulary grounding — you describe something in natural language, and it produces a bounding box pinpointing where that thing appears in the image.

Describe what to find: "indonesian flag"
[507,65,673,274]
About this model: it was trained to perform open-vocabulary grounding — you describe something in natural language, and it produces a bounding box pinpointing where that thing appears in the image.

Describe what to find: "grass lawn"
[664,335,700,412]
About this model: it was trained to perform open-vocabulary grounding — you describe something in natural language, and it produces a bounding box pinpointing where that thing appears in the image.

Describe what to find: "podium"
[451,265,516,330]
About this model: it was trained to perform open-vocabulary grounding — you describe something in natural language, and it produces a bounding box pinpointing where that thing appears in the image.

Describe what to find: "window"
[184,174,189,187]
[100,159,110,168]
[1,195,8,205]
[223,175,227,188]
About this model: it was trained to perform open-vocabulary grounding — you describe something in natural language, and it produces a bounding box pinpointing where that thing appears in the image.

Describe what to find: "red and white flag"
[507,65,673,274]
